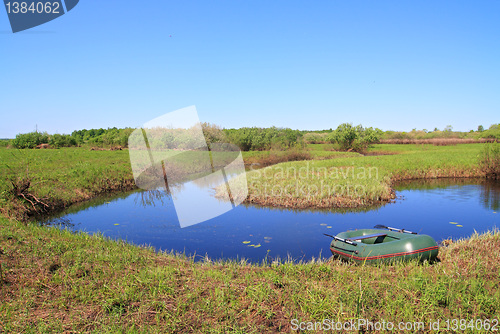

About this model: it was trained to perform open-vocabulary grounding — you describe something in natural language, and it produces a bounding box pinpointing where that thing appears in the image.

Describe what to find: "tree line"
[7,122,498,152]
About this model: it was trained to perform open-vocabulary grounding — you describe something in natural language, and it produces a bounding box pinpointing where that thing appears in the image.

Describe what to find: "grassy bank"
[0,148,136,220]
[0,144,491,220]
[239,144,486,209]
[1,216,499,332]
[1,144,499,332]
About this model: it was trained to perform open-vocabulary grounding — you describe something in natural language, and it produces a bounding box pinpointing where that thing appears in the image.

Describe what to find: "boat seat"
[348,233,387,241]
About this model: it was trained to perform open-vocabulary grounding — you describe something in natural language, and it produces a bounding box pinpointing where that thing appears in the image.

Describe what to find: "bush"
[11,132,49,149]
[480,143,500,179]
[327,123,382,152]
[303,132,329,144]
[202,123,228,146]
[49,134,77,148]
[224,127,303,151]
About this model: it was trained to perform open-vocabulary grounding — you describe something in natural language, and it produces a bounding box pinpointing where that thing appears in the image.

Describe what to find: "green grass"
[0,144,489,218]
[0,148,135,220]
[239,143,485,209]
[1,217,499,332]
[0,144,499,332]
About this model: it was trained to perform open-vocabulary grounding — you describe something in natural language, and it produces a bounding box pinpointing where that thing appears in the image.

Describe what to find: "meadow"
[1,143,499,332]
[0,143,494,220]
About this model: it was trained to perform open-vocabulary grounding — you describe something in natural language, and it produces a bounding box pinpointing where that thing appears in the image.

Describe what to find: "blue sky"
[1,1,499,138]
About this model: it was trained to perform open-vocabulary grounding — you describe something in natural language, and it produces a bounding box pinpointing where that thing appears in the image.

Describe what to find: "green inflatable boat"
[326,225,438,264]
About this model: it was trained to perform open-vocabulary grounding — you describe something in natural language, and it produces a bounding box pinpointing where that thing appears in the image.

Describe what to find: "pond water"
[41,178,499,263]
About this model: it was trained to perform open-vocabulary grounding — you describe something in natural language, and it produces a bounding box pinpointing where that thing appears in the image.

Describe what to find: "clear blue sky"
[1,1,499,138]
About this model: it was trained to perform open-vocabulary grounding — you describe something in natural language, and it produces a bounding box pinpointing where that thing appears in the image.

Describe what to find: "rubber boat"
[326,225,438,264]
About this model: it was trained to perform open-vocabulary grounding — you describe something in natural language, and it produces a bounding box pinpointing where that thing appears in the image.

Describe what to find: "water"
[41,179,500,263]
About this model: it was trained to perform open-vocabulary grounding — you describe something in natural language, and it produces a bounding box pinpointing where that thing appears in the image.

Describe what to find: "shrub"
[480,143,500,179]
[303,132,329,144]
[49,134,77,148]
[11,132,49,149]
[202,122,228,145]
[327,123,382,152]
[224,127,303,151]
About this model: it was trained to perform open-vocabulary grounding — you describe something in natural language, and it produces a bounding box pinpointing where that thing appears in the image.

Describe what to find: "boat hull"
[330,229,438,264]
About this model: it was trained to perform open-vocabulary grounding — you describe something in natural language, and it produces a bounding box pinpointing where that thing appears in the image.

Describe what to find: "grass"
[235,143,487,209]
[1,216,499,332]
[0,144,490,219]
[0,148,135,220]
[0,144,499,332]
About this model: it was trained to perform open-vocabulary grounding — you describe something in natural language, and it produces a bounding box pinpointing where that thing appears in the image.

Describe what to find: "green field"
[1,144,499,332]
[0,144,490,220]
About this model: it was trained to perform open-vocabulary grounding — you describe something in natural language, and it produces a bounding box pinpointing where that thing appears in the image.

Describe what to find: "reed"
[380,138,497,145]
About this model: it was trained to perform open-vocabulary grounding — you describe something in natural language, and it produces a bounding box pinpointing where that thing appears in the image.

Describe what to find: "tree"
[444,125,453,132]
[478,125,484,132]
[327,123,382,152]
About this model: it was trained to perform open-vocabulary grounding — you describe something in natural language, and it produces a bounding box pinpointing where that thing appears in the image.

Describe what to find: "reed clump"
[480,143,500,179]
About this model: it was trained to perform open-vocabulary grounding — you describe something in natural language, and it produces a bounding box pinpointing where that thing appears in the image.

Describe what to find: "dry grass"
[380,138,498,146]
[244,150,313,169]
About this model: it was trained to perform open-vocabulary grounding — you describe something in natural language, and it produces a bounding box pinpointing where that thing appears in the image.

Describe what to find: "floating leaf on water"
[320,223,327,226]
[242,241,251,244]
[264,236,272,240]
[449,222,458,225]
[254,244,261,248]
[264,240,270,243]
[327,226,332,229]
[105,202,111,204]
[113,224,119,226]
[249,234,253,237]
[456,225,463,227]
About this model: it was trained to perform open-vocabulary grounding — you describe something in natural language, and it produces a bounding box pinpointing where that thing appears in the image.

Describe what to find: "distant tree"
[433,127,439,132]
[327,123,382,152]
[444,125,453,132]
[478,125,484,132]
[11,132,49,149]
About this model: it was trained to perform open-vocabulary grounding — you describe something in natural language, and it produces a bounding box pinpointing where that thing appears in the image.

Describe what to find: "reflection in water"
[395,178,500,212]
[481,180,500,211]
[40,179,500,263]
[134,189,170,208]
[39,217,74,228]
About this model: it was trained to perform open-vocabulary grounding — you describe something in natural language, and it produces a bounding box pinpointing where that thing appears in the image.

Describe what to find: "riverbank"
[1,145,499,332]
[1,216,499,332]
[0,148,136,221]
[0,144,491,221]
